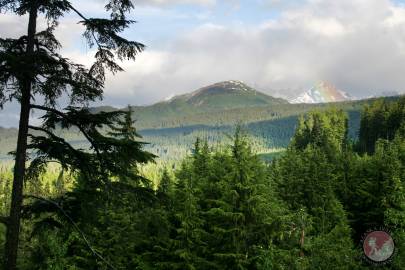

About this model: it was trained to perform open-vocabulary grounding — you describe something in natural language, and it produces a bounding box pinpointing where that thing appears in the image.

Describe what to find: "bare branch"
[24,195,117,270]
[67,3,87,22]
[67,3,102,49]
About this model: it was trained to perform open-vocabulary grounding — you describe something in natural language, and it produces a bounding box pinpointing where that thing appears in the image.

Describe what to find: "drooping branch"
[28,125,76,153]
[24,195,117,270]
[66,3,87,22]
[27,125,97,181]
[66,3,102,49]
[67,1,144,76]
[29,104,131,182]
[29,104,101,157]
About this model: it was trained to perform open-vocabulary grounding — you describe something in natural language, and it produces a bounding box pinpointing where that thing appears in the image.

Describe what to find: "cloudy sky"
[1,0,405,126]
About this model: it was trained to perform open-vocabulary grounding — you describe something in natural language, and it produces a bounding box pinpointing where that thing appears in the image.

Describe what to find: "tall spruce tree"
[202,127,282,269]
[274,109,357,268]
[358,97,405,154]
[291,109,348,158]
[157,168,173,197]
[0,1,144,268]
[107,105,151,186]
[173,160,206,269]
[346,98,405,239]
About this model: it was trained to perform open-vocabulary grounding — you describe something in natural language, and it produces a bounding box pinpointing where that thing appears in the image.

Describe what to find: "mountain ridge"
[88,80,290,127]
[0,93,403,160]
[154,80,288,109]
[90,80,287,113]
[87,81,402,130]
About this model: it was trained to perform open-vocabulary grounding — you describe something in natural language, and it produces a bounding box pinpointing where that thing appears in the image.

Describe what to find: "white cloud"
[79,0,218,9]
[0,14,28,38]
[2,0,405,115]
[385,5,405,26]
[136,0,216,7]
[97,0,405,104]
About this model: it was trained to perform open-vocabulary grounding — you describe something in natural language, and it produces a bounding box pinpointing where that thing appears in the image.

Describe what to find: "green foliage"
[0,98,389,161]
[358,96,405,153]
[1,98,405,269]
[1,0,147,268]
[291,108,348,155]
[272,108,360,268]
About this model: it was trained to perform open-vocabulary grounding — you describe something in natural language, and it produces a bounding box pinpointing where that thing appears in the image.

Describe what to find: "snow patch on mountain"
[291,81,352,104]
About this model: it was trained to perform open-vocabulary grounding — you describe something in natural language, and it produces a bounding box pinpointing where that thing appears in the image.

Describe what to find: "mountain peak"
[291,81,352,104]
[162,80,287,110]
[188,80,256,99]
[213,80,250,89]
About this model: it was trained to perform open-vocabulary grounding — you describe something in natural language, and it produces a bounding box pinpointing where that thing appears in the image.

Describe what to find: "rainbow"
[309,81,349,103]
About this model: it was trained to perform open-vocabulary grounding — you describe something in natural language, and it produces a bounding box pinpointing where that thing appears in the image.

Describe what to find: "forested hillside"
[1,96,405,269]
[1,92,396,161]
[1,81,400,161]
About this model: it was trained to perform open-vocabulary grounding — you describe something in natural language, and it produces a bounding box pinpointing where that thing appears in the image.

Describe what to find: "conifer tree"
[201,127,281,269]
[291,109,348,159]
[108,105,140,141]
[274,110,357,268]
[173,160,207,269]
[346,99,405,240]
[192,139,210,175]
[21,108,156,269]
[107,105,152,186]
[158,168,173,196]
[0,1,145,268]
[358,97,405,153]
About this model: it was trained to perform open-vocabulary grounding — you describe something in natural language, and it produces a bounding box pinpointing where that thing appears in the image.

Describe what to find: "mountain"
[291,81,352,104]
[91,80,288,128]
[90,80,375,131]
[159,80,288,110]
[90,81,288,124]
[373,91,401,98]
[1,79,400,161]
[0,127,18,160]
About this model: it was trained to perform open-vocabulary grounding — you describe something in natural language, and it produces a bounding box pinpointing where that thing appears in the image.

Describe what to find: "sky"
[1,0,405,126]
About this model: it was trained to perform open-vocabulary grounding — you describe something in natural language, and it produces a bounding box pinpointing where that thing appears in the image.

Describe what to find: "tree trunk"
[299,228,305,257]
[4,4,38,270]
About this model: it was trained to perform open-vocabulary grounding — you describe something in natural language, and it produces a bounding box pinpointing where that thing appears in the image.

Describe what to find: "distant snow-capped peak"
[291,81,352,104]
[164,94,175,102]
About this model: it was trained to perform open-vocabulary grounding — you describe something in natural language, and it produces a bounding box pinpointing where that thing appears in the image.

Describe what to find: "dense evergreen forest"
[0,97,404,269]
[0,103,365,161]
[1,0,405,269]
[0,95,396,161]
